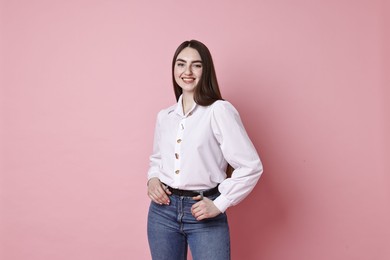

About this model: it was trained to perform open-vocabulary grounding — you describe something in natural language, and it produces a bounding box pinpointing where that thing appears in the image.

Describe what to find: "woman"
[147,40,263,260]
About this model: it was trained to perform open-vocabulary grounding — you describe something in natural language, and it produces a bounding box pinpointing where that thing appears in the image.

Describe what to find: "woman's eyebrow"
[176,58,202,63]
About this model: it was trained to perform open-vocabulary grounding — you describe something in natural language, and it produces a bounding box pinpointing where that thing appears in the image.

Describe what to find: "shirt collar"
[173,95,197,117]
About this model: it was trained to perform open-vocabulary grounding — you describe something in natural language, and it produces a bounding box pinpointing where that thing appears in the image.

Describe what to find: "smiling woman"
[172,40,223,108]
[173,47,203,113]
[146,40,263,260]
[2,1,388,259]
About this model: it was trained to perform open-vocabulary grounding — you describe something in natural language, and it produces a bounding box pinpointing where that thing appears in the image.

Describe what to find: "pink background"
[1,0,389,259]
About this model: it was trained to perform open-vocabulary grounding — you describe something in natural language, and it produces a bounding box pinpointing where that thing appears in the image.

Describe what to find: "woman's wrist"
[147,177,160,186]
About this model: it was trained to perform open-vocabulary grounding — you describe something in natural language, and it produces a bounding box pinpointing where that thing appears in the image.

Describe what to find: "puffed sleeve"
[147,111,163,181]
[211,101,263,213]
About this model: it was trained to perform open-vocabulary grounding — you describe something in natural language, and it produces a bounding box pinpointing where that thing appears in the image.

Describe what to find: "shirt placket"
[173,116,187,187]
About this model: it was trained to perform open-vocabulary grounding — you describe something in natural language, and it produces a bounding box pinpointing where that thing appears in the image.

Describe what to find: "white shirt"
[148,95,263,213]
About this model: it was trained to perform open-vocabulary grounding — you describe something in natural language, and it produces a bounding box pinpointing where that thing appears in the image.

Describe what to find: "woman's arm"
[211,101,263,213]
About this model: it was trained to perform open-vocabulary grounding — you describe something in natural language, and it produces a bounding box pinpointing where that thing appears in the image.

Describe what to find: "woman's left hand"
[191,196,222,221]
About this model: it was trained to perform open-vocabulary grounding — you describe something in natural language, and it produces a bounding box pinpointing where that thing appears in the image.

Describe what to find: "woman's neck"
[182,93,195,115]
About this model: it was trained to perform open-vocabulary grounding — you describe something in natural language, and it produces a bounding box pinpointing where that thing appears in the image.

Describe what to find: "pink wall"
[1,0,389,259]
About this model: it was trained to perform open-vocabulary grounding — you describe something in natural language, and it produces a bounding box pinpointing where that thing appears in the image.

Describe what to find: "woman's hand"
[147,178,171,205]
[191,196,222,221]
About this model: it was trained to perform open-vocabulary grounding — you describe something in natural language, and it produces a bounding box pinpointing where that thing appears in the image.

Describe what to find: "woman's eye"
[193,64,202,68]
[177,63,185,67]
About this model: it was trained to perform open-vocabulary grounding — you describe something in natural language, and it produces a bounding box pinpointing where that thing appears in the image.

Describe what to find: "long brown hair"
[172,40,223,106]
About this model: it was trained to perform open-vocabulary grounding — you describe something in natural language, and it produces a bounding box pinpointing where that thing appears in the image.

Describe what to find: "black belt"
[164,184,220,197]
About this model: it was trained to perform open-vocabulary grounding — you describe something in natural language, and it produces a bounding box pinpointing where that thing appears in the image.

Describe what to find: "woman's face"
[174,47,203,95]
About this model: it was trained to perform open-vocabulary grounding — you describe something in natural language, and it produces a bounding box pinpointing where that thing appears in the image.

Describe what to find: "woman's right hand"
[147,177,171,205]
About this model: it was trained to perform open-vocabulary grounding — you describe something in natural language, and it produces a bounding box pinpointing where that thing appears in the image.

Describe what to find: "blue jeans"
[147,193,230,260]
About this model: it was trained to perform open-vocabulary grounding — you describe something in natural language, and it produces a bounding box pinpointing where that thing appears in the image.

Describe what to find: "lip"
[182,77,196,83]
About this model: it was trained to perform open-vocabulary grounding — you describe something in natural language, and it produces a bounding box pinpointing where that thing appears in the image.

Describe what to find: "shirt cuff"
[147,171,159,182]
[213,194,232,213]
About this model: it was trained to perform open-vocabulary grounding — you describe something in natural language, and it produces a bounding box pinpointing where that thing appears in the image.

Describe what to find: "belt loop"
[199,191,204,200]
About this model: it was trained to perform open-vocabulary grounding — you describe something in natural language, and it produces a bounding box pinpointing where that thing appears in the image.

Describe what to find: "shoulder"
[156,103,177,119]
[210,100,244,132]
[211,100,239,116]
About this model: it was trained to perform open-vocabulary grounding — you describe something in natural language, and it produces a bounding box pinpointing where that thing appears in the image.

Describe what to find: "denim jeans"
[147,193,230,260]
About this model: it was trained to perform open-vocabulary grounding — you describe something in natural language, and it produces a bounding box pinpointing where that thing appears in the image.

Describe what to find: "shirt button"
[177,139,182,143]
[175,153,179,159]
[175,170,180,174]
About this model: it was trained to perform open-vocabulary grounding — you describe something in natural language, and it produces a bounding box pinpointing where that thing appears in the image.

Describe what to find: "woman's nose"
[184,65,192,75]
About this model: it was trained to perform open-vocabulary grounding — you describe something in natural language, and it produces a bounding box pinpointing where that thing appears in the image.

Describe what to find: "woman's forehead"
[177,47,202,61]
